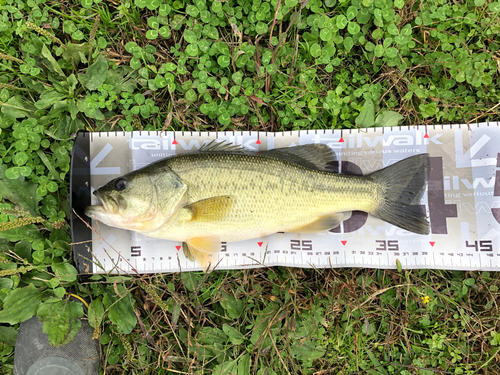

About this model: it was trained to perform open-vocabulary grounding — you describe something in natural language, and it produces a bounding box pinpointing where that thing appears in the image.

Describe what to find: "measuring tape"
[70,122,500,274]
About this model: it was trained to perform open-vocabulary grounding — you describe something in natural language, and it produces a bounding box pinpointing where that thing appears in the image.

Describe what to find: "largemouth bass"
[85,141,429,270]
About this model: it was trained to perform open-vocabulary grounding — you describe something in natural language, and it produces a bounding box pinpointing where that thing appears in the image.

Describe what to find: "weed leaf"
[0,284,42,325]
[355,99,375,128]
[374,111,404,127]
[62,43,91,65]
[0,225,42,241]
[103,285,137,334]
[489,2,500,12]
[212,358,238,374]
[396,259,403,272]
[0,165,40,215]
[365,348,389,374]
[0,278,14,290]
[46,115,84,140]
[237,354,250,375]
[181,272,201,292]
[290,316,326,361]
[1,97,29,119]
[34,90,67,110]
[41,45,66,77]
[222,324,245,345]
[52,262,78,282]
[79,55,108,91]
[37,298,84,347]
[0,326,18,346]
[88,298,105,328]
[220,293,244,319]
[197,327,228,345]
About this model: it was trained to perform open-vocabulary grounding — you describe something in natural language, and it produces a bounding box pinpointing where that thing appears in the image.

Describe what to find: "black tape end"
[70,131,93,274]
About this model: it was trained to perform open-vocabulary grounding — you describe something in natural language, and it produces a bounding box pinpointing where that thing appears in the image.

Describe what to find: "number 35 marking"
[375,240,399,251]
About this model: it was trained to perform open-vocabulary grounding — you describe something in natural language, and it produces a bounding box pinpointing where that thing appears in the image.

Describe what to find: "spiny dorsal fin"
[198,140,248,153]
[260,144,337,172]
[198,141,337,172]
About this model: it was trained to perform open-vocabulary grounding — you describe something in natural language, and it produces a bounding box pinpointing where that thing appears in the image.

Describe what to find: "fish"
[84,141,430,271]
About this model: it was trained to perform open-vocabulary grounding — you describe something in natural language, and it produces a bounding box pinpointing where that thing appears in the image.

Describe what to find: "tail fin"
[370,154,430,235]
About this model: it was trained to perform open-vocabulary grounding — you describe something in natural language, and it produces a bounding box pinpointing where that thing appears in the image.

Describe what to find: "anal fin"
[290,213,344,233]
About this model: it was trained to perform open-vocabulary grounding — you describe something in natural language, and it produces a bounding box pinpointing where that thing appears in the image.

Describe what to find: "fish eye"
[114,178,127,191]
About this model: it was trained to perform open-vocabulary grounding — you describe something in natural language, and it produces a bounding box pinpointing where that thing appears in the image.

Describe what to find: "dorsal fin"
[197,141,337,172]
[260,144,337,172]
[198,140,248,153]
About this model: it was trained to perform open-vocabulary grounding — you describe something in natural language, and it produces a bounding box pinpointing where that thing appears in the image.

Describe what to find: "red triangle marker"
[423,133,429,139]
[175,245,181,251]
[341,240,347,246]
[429,242,435,247]
[339,137,345,143]
[257,242,263,247]
[256,139,261,144]
[172,139,178,145]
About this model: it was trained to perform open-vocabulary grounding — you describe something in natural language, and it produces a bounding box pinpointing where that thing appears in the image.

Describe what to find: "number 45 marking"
[465,240,493,252]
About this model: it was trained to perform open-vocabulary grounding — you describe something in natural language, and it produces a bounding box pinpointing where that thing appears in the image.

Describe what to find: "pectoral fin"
[290,213,344,233]
[185,237,222,271]
[185,196,233,222]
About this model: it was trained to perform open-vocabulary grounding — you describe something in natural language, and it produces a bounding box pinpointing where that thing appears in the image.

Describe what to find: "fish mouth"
[84,190,120,219]
[84,204,105,219]
[93,190,120,214]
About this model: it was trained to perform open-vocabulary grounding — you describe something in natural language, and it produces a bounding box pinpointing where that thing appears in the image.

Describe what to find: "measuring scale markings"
[76,123,500,273]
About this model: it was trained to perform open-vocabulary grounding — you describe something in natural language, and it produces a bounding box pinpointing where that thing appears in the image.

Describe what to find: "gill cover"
[86,164,188,232]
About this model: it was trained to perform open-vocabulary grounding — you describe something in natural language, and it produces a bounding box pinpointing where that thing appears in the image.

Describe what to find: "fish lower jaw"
[84,206,121,227]
[84,205,105,219]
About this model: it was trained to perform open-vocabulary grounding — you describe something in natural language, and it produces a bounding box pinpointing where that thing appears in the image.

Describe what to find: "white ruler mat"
[71,123,500,273]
